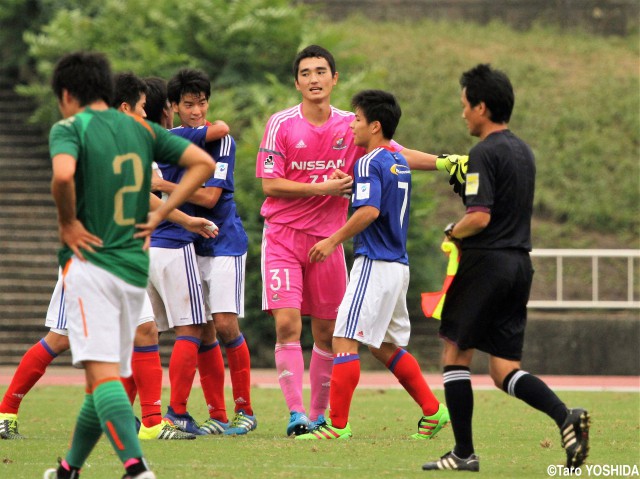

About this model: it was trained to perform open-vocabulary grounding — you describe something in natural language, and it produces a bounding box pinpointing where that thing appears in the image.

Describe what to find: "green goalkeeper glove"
[435,154,468,182]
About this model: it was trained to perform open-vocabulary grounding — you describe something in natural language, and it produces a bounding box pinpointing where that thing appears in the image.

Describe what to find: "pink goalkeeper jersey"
[256,104,365,236]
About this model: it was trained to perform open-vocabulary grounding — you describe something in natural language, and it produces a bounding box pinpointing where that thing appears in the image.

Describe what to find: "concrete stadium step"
[0,146,49,160]
[0,178,51,191]
[0,234,59,246]
[0,278,56,294]
[0,205,56,219]
[1,245,60,258]
[0,169,51,181]
[1,192,53,205]
[0,291,54,306]
[0,317,47,329]
[0,265,59,280]
[0,304,52,320]
[0,253,58,268]
[0,156,48,167]
[0,131,45,144]
[0,217,58,231]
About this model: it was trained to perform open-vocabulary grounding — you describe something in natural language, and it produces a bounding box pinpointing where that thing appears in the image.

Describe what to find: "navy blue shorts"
[439,249,534,361]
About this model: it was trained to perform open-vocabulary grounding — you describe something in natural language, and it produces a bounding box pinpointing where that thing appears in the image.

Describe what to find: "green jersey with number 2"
[49,108,191,287]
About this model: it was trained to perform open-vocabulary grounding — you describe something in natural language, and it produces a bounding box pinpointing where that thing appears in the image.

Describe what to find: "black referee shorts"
[439,248,534,361]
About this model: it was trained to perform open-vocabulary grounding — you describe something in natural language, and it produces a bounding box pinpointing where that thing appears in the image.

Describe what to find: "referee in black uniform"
[422,64,590,473]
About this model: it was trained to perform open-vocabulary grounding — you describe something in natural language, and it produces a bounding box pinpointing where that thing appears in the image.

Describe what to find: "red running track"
[0,367,638,392]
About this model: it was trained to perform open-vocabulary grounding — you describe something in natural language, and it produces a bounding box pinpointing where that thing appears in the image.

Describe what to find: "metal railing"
[528,249,640,309]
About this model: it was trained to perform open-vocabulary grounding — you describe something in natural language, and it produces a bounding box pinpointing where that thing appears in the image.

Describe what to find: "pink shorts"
[261,222,347,319]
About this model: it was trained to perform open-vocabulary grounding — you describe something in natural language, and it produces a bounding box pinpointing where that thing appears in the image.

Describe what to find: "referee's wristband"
[444,222,460,241]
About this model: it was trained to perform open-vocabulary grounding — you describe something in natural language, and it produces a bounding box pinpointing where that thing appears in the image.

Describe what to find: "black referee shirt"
[462,129,535,251]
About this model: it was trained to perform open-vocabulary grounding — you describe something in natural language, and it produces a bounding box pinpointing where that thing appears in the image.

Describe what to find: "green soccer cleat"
[138,419,196,440]
[295,418,352,440]
[0,412,24,440]
[411,403,450,440]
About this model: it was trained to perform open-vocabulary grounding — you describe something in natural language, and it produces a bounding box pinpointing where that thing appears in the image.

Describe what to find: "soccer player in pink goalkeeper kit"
[256,44,464,436]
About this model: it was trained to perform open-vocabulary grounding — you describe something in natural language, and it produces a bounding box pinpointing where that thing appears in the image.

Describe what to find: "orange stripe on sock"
[105,420,125,450]
[78,297,88,337]
[91,377,121,392]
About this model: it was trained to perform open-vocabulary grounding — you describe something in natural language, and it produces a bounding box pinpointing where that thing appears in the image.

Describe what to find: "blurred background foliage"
[1,0,638,365]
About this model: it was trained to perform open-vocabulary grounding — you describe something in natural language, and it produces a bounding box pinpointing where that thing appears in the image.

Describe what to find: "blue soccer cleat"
[199,417,229,435]
[163,406,205,436]
[308,414,326,432]
[224,410,257,436]
[286,411,311,436]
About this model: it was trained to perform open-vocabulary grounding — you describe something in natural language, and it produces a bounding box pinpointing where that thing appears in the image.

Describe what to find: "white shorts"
[62,258,146,376]
[46,273,155,336]
[198,254,246,317]
[148,244,206,332]
[334,256,411,349]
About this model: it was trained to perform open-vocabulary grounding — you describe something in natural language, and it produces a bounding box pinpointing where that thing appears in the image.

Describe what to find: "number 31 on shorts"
[269,268,290,291]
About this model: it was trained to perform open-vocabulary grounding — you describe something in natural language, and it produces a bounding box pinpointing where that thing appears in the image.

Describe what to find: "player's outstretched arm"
[403,149,468,184]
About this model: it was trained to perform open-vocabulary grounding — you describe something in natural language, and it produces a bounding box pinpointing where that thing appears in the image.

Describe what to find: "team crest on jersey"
[332,137,347,150]
[264,155,274,173]
[214,162,228,180]
[356,183,370,200]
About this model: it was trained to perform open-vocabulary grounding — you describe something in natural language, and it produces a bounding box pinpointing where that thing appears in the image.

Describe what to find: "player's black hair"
[111,72,148,110]
[293,44,336,79]
[351,89,402,140]
[460,64,514,124]
[144,76,168,124]
[167,68,211,105]
[51,51,113,107]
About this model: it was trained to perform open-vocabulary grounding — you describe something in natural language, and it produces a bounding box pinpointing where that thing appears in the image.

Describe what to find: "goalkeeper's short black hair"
[293,45,336,79]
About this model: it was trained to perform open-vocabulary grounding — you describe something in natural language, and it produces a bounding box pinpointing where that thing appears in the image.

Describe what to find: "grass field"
[1,386,638,478]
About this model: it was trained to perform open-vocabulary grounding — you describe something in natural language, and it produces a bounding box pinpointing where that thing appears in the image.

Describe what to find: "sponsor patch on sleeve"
[214,162,228,180]
[356,183,370,200]
[465,172,479,196]
[263,155,274,173]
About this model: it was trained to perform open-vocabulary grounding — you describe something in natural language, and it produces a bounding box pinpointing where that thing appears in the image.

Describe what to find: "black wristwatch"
[444,222,460,241]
